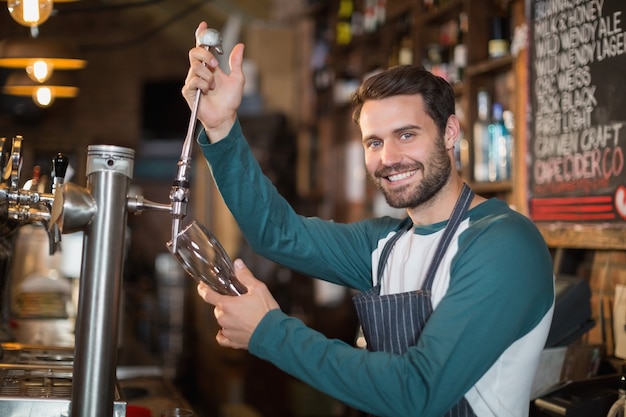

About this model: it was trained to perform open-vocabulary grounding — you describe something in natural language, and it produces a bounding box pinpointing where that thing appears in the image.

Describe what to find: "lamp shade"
[1,0,83,35]
[7,0,54,28]
[3,69,79,107]
[0,37,87,70]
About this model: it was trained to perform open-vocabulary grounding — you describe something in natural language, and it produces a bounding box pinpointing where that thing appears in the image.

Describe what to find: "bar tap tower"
[0,27,225,417]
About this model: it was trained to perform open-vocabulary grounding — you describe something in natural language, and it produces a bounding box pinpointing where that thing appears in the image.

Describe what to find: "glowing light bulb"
[26,59,53,82]
[33,85,54,107]
[7,0,54,28]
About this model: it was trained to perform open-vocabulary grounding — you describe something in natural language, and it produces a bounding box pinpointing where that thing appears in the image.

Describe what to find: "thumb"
[233,258,257,287]
[229,43,245,79]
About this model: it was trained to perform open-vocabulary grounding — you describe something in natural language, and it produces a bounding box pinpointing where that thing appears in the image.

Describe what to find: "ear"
[443,115,461,151]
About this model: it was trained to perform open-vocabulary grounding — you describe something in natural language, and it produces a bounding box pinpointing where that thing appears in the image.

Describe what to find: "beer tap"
[0,27,229,417]
[49,153,68,253]
[0,136,56,233]
[169,28,223,252]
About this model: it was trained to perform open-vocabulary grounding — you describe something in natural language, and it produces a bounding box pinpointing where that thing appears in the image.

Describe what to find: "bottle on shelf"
[397,34,413,66]
[454,97,467,173]
[336,0,354,45]
[487,103,513,181]
[488,5,511,58]
[423,0,437,12]
[473,90,491,183]
[451,12,467,84]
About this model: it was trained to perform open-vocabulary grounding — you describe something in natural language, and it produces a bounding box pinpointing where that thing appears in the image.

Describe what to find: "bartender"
[182,21,555,417]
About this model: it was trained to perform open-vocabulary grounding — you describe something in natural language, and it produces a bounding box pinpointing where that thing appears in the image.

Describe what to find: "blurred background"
[0,1,361,416]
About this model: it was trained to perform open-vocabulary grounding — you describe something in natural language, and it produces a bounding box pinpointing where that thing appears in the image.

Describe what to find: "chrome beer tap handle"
[48,153,68,254]
[0,137,10,207]
[0,135,56,241]
[51,153,68,196]
[169,28,223,252]
[0,136,24,206]
[8,136,22,190]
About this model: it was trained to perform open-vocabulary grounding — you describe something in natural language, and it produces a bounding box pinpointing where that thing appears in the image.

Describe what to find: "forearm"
[248,237,553,417]
[250,310,455,417]
[197,122,374,289]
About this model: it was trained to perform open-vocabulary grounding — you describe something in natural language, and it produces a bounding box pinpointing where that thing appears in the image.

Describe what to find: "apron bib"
[353,184,477,417]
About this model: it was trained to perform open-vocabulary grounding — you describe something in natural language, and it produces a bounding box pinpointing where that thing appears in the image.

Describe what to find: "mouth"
[386,169,418,183]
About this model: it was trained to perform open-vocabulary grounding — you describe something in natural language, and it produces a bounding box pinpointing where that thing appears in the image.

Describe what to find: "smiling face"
[360,94,454,209]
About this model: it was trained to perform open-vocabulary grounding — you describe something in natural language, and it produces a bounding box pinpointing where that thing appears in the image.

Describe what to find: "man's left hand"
[197,259,280,349]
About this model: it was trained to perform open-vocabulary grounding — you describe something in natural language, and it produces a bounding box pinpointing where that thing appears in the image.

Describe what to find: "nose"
[380,140,403,166]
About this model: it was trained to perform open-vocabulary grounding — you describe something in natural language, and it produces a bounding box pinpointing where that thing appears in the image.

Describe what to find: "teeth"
[388,170,416,182]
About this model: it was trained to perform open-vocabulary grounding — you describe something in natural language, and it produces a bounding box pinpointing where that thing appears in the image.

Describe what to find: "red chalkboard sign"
[529,0,626,223]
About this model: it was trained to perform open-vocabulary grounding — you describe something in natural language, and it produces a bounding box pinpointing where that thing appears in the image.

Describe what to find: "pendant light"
[3,0,82,37]
[0,37,86,83]
[3,69,79,108]
[7,0,53,27]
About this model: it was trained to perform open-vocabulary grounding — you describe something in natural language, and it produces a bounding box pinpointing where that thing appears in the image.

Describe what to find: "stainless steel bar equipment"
[0,27,225,417]
[70,145,134,417]
[169,28,223,252]
[1,135,60,335]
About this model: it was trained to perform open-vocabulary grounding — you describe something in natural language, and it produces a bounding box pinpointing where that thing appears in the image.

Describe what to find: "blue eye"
[366,139,383,149]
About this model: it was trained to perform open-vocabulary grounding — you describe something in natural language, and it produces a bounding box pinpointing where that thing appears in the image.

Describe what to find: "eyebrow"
[362,124,422,144]
[394,124,422,133]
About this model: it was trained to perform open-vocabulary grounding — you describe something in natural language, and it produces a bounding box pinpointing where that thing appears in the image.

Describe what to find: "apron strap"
[376,183,474,289]
[375,216,413,280]
[422,183,474,290]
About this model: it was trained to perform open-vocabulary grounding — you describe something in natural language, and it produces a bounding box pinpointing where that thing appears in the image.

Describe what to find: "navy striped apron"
[353,184,477,417]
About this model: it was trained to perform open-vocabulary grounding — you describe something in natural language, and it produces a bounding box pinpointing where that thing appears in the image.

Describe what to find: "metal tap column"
[71,145,134,417]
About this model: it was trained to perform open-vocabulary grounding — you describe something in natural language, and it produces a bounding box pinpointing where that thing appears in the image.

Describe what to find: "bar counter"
[117,366,193,417]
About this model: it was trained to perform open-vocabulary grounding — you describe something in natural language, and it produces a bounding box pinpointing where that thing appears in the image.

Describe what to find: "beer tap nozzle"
[169,28,223,252]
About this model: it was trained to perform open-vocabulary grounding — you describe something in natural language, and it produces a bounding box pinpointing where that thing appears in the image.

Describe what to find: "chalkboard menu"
[529,0,626,223]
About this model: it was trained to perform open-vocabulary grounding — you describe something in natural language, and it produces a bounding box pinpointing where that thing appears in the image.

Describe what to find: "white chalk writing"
[532,0,625,191]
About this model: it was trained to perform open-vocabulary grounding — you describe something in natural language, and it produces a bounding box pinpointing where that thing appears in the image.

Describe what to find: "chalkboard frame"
[527,0,626,249]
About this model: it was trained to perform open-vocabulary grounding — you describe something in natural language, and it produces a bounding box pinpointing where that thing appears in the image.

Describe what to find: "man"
[182,21,554,417]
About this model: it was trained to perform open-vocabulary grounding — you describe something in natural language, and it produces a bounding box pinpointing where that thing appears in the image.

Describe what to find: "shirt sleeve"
[248,211,554,417]
[199,121,554,417]
[198,121,396,291]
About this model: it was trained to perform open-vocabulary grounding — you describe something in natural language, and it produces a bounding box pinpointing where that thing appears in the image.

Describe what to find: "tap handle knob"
[197,28,224,55]
[52,153,69,182]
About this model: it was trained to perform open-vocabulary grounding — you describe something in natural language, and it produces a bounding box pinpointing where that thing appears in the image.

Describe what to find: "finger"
[216,329,240,348]
[184,72,210,95]
[216,329,229,347]
[189,47,218,71]
[228,43,245,79]
[197,283,209,299]
[197,282,225,306]
[194,21,209,47]
[186,50,218,92]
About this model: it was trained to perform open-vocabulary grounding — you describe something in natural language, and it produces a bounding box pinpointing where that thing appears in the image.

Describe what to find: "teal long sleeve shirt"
[198,120,555,417]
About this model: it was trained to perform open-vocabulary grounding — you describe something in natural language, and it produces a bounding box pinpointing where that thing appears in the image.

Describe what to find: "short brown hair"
[351,65,455,135]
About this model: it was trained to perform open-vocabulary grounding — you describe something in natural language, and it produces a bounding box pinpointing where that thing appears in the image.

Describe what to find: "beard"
[372,139,452,209]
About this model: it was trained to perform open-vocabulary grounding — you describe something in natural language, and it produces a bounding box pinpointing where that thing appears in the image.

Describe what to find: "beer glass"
[166,220,247,296]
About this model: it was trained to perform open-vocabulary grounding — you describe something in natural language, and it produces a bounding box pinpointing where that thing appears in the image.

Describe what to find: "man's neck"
[406,177,470,225]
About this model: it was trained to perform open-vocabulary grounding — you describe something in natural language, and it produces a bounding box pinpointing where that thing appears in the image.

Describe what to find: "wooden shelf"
[470,180,513,195]
[465,54,514,77]
[538,223,626,250]
[385,1,414,21]
[297,0,525,220]
[416,0,464,25]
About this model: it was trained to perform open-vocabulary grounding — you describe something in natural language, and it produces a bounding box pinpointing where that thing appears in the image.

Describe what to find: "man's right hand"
[182,21,245,143]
